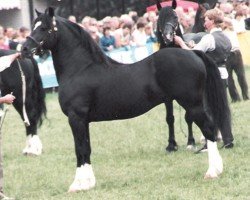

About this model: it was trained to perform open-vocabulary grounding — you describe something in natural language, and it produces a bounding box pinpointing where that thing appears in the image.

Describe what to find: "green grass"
[2,66,250,200]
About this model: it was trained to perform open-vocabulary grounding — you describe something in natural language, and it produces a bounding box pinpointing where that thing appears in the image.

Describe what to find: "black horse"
[22,7,228,192]
[156,0,235,151]
[0,49,46,155]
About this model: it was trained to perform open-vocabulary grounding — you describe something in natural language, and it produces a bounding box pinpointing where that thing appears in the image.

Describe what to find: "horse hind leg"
[185,112,196,151]
[165,101,178,152]
[187,105,223,178]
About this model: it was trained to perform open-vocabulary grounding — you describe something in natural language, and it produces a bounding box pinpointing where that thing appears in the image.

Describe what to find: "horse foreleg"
[23,124,43,156]
[165,101,178,152]
[68,112,95,192]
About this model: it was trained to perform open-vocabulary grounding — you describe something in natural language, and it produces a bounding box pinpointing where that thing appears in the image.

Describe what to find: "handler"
[0,52,19,200]
[174,8,234,150]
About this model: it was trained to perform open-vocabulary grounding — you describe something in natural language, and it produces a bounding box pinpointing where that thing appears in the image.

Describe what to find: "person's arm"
[174,35,191,50]
[0,53,21,72]
[174,34,215,53]
[0,94,15,104]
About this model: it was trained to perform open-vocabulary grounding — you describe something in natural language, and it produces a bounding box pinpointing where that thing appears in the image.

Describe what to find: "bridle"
[159,21,178,45]
[158,9,179,46]
[26,17,58,55]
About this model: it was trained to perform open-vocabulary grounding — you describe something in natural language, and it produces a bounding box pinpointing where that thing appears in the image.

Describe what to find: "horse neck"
[50,22,101,76]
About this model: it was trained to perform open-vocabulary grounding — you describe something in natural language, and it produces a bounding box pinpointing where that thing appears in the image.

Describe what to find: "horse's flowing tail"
[194,50,231,136]
[30,57,47,127]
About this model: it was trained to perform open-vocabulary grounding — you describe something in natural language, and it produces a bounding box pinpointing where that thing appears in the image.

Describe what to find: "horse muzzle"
[21,46,33,58]
[162,33,174,46]
[21,45,44,58]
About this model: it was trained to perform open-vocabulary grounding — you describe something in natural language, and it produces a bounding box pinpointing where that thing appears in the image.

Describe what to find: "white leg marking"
[217,131,223,143]
[68,164,96,192]
[200,135,206,144]
[204,140,223,179]
[22,135,43,156]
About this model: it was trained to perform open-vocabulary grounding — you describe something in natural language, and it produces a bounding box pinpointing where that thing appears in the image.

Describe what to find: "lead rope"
[17,59,30,126]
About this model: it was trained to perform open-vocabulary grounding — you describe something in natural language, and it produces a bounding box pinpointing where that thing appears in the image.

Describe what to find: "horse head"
[156,0,182,47]
[192,0,217,33]
[22,7,58,58]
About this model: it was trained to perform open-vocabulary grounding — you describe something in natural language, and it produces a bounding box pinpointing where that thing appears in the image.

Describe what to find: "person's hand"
[107,45,114,51]
[2,94,15,104]
[174,35,184,46]
[188,40,196,48]
[10,53,21,62]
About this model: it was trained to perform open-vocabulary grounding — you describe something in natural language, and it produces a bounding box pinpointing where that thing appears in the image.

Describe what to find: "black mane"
[56,16,116,65]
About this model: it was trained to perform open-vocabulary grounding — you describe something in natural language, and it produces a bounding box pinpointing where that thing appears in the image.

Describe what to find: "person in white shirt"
[174,8,234,150]
[0,52,19,200]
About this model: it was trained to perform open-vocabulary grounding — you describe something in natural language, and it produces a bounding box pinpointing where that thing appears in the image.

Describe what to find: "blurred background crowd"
[0,1,249,53]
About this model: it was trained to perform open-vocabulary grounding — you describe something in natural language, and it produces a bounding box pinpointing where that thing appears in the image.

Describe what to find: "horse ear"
[172,0,177,9]
[35,9,41,16]
[156,0,162,11]
[45,7,55,17]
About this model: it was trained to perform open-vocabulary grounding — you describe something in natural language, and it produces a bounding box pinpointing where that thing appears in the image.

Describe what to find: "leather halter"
[26,18,58,55]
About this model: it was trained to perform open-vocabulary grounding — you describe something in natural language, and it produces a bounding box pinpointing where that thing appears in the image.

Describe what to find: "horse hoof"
[68,164,96,192]
[224,143,234,149]
[204,167,222,179]
[22,148,42,156]
[166,145,178,152]
[204,173,219,179]
[186,145,196,151]
[23,135,43,156]
[23,152,38,157]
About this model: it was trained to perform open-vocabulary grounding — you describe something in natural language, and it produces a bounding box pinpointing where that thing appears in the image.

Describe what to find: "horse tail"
[156,0,162,10]
[193,50,231,133]
[29,57,47,127]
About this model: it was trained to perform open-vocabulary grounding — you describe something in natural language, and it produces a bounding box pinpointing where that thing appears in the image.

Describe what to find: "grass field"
[2,66,250,200]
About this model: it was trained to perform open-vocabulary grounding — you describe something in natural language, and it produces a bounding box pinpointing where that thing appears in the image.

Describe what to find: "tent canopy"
[147,0,198,12]
[0,0,20,10]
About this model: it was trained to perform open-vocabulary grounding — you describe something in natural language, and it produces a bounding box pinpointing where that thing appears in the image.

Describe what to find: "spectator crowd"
[0,1,249,53]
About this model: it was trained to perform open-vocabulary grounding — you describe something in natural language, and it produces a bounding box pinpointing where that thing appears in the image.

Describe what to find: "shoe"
[224,143,234,149]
